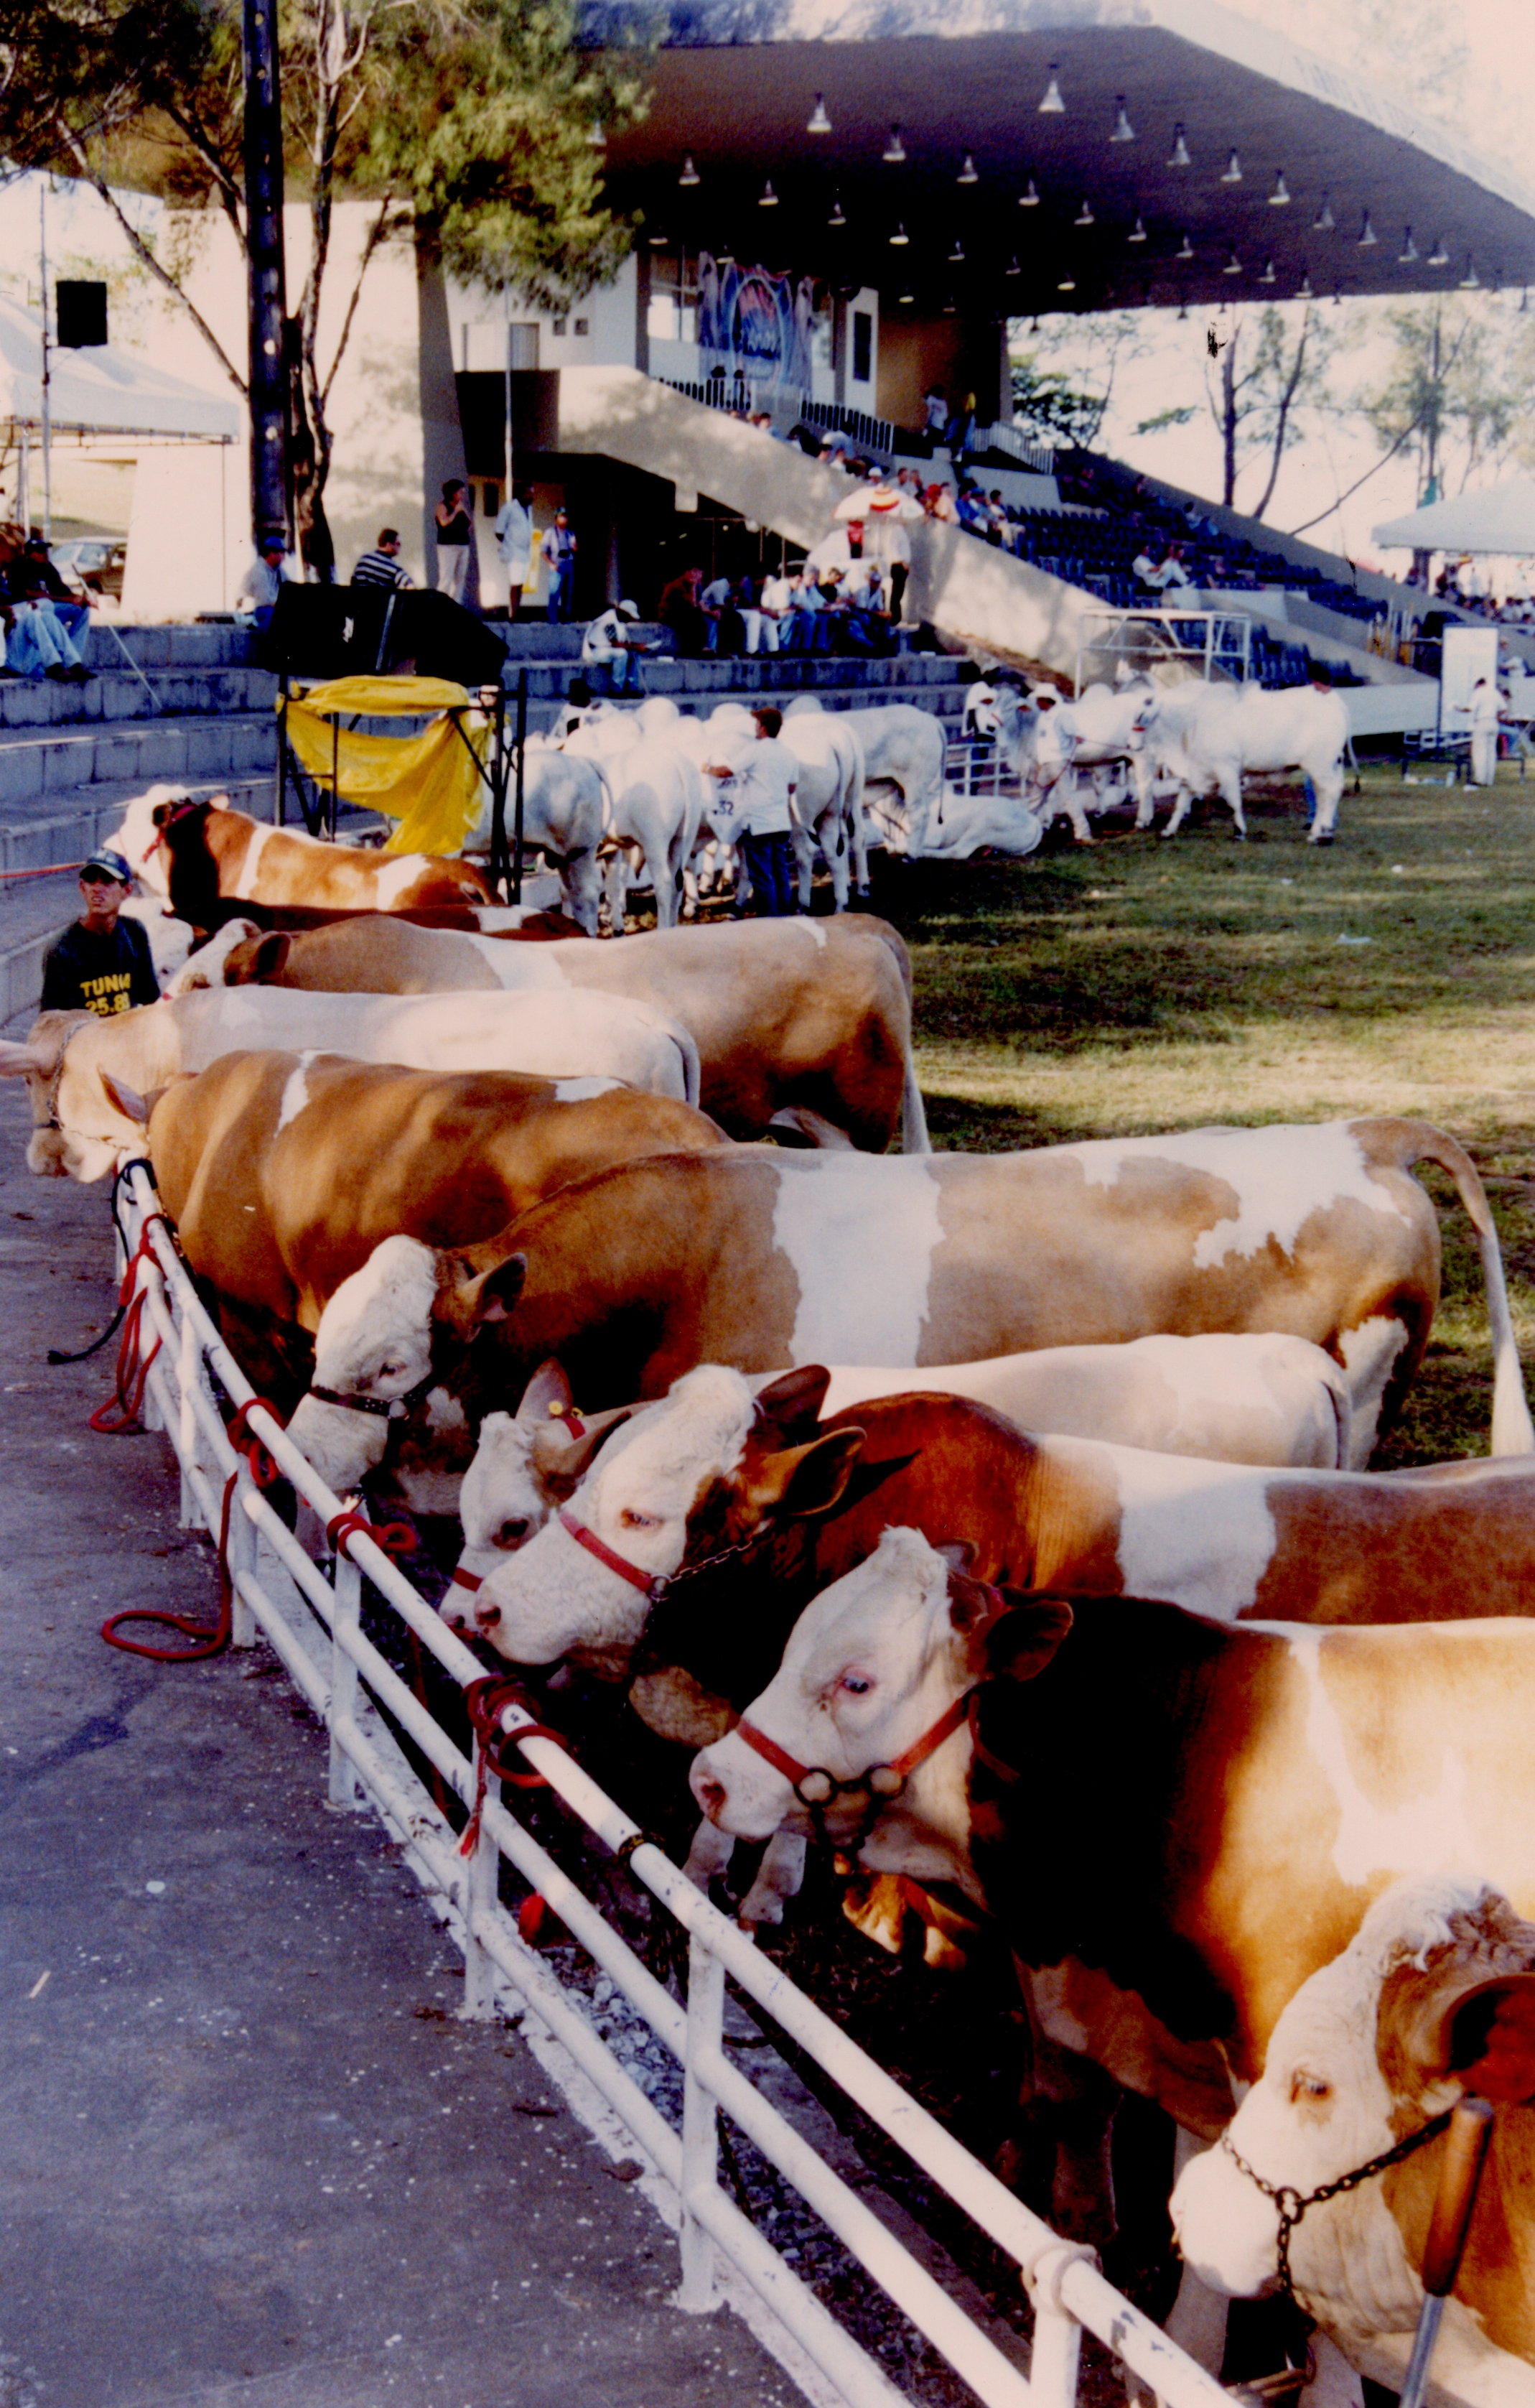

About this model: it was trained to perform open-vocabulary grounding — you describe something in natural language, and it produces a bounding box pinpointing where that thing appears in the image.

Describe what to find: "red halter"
[556,1507,664,1599]
[734,1688,975,1810]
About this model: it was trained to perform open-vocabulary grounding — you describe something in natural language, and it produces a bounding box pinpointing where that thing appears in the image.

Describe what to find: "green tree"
[1201,302,1335,520]
[1009,310,1154,451]
[1,0,648,566]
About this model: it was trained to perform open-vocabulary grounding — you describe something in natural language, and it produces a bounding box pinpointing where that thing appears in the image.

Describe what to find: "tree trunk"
[1221,336,1237,508]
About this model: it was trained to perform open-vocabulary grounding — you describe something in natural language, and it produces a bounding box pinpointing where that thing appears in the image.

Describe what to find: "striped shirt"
[351,549,412,590]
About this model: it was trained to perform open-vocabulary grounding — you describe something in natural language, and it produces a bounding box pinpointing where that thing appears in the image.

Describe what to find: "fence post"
[460,1757,501,2020]
[327,1541,363,1805]
[177,1308,205,1529]
[224,1466,259,1650]
[676,1927,724,2313]
[1026,2246,1091,2408]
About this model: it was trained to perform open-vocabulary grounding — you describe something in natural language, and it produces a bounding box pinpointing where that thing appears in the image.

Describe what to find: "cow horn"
[0,1040,50,1077]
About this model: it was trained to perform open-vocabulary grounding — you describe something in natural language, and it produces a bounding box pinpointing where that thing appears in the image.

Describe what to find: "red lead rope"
[88,1224,169,1435]
[102,1396,286,1662]
[457,1677,572,1857]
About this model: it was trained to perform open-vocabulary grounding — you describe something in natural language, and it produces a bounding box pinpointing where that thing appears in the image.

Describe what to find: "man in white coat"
[1470,676,1502,786]
[494,485,533,618]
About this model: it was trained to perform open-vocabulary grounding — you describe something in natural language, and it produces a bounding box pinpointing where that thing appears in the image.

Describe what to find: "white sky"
[5,0,1535,564]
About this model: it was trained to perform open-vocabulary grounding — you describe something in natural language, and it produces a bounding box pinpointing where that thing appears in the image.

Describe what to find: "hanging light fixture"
[1358,211,1377,246]
[1074,197,1095,226]
[1221,149,1242,183]
[957,153,979,185]
[1223,247,1242,275]
[949,236,965,262]
[1168,124,1192,167]
[1259,259,1277,284]
[942,294,958,313]
[1177,294,1189,320]
[1297,268,1315,299]
[1128,214,1147,243]
[806,94,831,134]
[1460,260,1481,289]
[828,196,846,227]
[1399,227,1419,263]
[647,229,670,246]
[1269,171,1291,206]
[1038,64,1065,113]
[1175,231,1195,260]
[678,155,699,186]
[883,124,906,163]
[1057,272,1076,292]
[1018,178,1040,206]
[889,222,909,246]
[758,178,778,206]
[1005,255,1022,276]
[898,287,915,305]
[1313,195,1335,231]
[1428,236,1450,266]
[1110,97,1136,142]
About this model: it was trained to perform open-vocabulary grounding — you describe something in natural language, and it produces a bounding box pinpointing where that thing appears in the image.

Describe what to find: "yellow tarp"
[281,675,489,857]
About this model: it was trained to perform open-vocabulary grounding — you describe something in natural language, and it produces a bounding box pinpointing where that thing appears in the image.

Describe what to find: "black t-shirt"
[39,916,159,1017]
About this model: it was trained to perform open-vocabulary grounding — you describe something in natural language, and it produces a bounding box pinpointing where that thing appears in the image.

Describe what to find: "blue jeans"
[546,558,575,622]
[740,829,796,917]
[589,647,643,695]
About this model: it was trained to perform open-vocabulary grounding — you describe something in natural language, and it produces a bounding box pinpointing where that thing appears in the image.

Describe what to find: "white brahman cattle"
[462,748,606,934]
[1143,681,1351,842]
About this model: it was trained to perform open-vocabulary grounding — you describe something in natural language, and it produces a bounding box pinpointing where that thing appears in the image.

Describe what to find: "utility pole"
[243,0,290,547]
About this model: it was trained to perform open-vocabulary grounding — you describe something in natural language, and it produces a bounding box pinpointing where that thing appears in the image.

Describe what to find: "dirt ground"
[0,1079,800,2408]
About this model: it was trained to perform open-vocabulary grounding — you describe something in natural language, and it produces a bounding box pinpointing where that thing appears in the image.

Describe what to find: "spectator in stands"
[843,562,892,654]
[581,597,648,694]
[39,848,159,1018]
[736,572,780,657]
[699,570,737,654]
[819,429,853,469]
[235,536,291,631]
[956,483,990,536]
[923,386,948,448]
[2,549,90,679]
[658,564,710,656]
[805,521,862,577]
[18,534,90,648]
[758,566,797,649]
[701,705,798,919]
[944,393,976,460]
[785,566,832,652]
[351,528,414,590]
[927,484,958,524]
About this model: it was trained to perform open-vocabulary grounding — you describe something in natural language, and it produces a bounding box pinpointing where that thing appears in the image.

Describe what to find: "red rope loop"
[227,1398,286,1489]
[325,1507,418,1563]
[458,1677,571,1854]
[102,1465,237,1662]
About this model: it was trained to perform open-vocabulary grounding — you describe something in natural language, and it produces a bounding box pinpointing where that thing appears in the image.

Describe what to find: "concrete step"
[0,712,276,809]
[82,620,262,670]
[0,663,277,729]
[0,769,276,880]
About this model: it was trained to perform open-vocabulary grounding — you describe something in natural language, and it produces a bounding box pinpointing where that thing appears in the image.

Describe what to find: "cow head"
[1171,1877,1535,2307]
[165,919,265,994]
[442,1361,636,1629]
[689,1526,1072,1856]
[283,1235,522,1494]
[0,1014,96,1178]
[467,1364,856,1678]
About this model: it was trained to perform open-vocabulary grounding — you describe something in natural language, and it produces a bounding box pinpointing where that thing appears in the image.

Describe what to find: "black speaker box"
[263,583,508,686]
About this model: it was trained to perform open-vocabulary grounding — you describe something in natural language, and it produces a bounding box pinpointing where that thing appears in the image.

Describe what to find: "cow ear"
[1436,1976,1535,2106]
[753,1365,832,1435]
[517,1359,572,1425]
[250,932,291,983]
[746,1426,864,1520]
[99,1070,149,1126]
[984,1591,1075,1682]
[531,1405,635,1497]
[934,1540,976,1573]
[469,1252,528,1329]
[0,1040,51,1077]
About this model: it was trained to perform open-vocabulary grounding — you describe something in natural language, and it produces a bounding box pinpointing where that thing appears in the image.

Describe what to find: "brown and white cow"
[0,984,703,1181]
[137,1051,725,1431]
[210,911,929,1153]
[295,1120,1532,1479]
[110,790,493,916]
[689,1528,1535,2135]
[1170,1876,1535,2408]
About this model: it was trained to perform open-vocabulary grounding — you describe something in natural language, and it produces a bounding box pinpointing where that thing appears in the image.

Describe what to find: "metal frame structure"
[111,1161,1234,2408]
[1076,608,1254,697]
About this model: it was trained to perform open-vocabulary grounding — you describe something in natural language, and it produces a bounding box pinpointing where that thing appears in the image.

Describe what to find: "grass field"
[867,760,1535,1468]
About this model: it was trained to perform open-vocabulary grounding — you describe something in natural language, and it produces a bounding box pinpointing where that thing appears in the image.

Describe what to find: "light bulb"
[1128,215,1147,243]
[1428,237,1450,266]
[1223,247,1242,275]
[758,179,778,206]
[828,197,846,227]
[678,156,699,187]
[1221,149,1242,183]
[1074,198,1094,226]
[1168,125,1192,168]
[1399,228,1419,263]
[1018,179,1040,207]
[1039,66,1065,113]
[1314,196,1335,231]
[883,125,906,164]
[1269,172,1291,206]
[1111,98,1135,143]
[1176,232,1195,261]
[1358,211,1377,247]
[889,222,909,246]
[806,95,831,135]
[958,154,979,185]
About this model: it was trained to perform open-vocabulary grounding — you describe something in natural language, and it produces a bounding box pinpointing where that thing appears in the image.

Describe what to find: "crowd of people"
[0,532,93,681]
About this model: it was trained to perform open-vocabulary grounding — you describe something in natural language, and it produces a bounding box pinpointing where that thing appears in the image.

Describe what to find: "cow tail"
[900,1047,931,1155]
[1391,1121,1535,1454]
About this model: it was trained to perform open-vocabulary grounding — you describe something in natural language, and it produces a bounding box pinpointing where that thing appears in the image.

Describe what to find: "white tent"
[0,291,239,440]
[1372,480,1535,556]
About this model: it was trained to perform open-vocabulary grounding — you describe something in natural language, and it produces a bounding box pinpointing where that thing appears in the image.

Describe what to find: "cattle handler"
[39,847,159,1018]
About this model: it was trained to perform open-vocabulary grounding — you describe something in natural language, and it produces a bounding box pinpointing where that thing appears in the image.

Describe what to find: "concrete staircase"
[0,622,277,1023]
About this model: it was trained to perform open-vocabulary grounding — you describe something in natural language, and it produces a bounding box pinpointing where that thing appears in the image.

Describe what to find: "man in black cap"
[39,849,160,1018]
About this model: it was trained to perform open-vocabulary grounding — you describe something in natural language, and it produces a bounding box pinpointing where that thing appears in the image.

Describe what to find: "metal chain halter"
[1219,2106,1453,2299]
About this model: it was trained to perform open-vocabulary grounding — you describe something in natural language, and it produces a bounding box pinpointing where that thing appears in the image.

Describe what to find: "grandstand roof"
[594,0,1535,318]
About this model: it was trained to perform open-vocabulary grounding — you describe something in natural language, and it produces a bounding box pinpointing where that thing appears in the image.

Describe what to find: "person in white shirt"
[580,598,648,694]
[1027,684,1080,825]
[1470,677,1502,786]
[235,538,291,628]
[699,574,732,654]
[702,705,798,916]
[493,485,533,617]
[738,574,780,656]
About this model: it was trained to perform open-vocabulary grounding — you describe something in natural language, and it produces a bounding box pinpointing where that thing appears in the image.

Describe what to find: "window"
[574,317,589,337]
[852,310,872,386]
[552,316,568,338]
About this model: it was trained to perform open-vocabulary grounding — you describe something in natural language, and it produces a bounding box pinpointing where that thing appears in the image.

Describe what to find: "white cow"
[994,680,1157,840]
[1171,1876,1535,2408]
[445,1331,1352,1599]
[121,896,197,987]
[561,719,704,928]
[0,984,700,1180]
[1144,682,1352,842]
[462,748,606,934]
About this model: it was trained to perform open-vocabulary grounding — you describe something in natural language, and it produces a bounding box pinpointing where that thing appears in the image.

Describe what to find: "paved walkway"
[0,1083,799,2408]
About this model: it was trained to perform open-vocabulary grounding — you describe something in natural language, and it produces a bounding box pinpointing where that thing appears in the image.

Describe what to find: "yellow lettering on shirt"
[78,972,134,1018]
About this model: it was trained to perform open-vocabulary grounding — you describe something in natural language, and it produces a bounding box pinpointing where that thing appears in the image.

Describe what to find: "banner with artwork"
[696,255,818,390]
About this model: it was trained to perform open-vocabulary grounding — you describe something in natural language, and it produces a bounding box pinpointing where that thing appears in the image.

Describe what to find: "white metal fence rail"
[112,1161,1228,2408]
